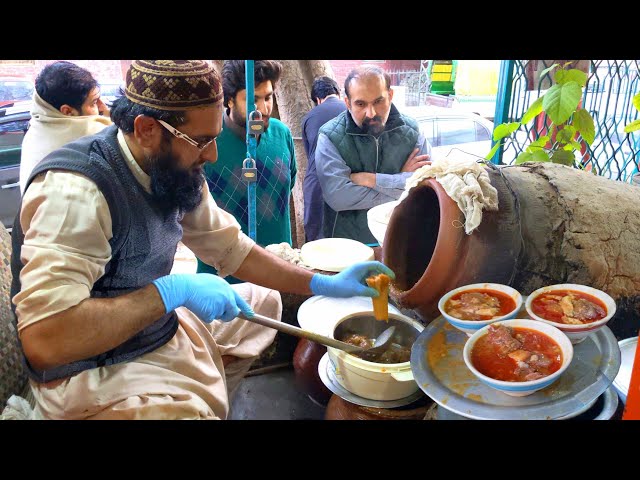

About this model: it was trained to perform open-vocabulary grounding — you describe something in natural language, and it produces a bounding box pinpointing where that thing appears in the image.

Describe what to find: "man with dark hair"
[301,76,347,242]
[316,65,432,244]
[11,60,392,419]
[197,60,297,283]
[19,61,111,193]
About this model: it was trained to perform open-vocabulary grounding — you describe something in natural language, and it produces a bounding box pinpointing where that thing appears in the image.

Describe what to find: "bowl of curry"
[462,319,574,397]
[438,283,523,337]
[524,284,616,344]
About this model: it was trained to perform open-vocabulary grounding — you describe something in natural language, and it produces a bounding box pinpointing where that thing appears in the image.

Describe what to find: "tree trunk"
[274,60,337,248]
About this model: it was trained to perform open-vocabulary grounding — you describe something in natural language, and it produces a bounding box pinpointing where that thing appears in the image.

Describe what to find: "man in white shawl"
[19,61,112,193]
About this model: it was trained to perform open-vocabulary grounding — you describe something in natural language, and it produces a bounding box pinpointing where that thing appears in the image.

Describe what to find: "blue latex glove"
[309,261,395,298]
[152,273,254,323]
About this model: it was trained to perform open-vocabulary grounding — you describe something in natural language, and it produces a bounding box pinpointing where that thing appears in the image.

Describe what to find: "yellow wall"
[454,60,501,96]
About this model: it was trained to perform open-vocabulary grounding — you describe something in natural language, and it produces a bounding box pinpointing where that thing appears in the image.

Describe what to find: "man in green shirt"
[197,60,297,283]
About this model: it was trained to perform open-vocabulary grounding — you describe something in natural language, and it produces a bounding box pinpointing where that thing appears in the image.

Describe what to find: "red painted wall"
[329,60,421,91]
[0,60,126,83]
[2,59,421,90]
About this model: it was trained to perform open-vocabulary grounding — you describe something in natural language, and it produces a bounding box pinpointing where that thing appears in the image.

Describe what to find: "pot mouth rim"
[384,178,467,307]
[328,347,413,371]
[331,310,424,331]
[329,311,423,370]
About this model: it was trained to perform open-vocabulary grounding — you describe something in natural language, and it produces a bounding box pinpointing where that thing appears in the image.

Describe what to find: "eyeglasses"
[156,119,216,152]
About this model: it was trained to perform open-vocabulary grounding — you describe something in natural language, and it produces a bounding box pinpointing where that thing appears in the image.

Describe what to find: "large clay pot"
[293,339,332,406]
[383,163,640,338]
[324,394,435,420]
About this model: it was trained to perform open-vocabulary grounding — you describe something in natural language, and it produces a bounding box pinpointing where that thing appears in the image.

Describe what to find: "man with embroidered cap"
[11,60,394,420]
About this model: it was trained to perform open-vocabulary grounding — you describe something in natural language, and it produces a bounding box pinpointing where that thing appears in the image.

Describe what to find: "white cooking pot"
[327,311,424,401]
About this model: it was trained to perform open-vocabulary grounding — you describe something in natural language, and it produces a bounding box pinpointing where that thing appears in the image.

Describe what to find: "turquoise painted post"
[245,60,258,241]
[491,60,515,164]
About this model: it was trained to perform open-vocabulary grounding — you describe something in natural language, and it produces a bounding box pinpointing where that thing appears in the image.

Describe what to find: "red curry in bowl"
[444,289,516,321]
[531,290,607,325]
[471,324,563,382]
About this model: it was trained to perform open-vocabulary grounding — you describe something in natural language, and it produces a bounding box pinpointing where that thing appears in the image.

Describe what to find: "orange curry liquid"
[531,290,607,324]
[444,289,516,321]
[471,327,562,382]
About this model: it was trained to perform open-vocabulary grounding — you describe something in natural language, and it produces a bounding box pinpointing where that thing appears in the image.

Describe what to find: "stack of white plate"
[613,336,638,404]
[300,238,374,272]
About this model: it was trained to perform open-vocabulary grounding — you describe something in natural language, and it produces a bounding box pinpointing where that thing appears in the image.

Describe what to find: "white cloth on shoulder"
[0,395,35,420]
[400,155,499,234]
[19,91,112,193]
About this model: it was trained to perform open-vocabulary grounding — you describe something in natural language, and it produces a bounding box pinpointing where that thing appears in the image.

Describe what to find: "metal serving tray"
[410,316,621,420]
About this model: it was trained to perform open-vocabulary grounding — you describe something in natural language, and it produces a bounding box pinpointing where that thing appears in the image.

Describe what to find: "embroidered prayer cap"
[125,60,223,111]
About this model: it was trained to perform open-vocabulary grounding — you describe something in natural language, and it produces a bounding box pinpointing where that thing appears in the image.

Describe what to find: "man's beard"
[361,115,385,136]
[148,148,204,214]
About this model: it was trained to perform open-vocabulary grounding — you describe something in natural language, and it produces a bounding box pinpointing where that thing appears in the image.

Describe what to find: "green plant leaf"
[526,135,550,153]
[551,150,575,165]
[570,140,582,150]
[539,64,559,79]
[531,150,551,162]
[573,109,595,145]
[555,69,588,88]
[543,82,583,124]
[556,125,577,144]
[515,152,533,164]
[624,119,640,133]
[521,97,544,125]
[493,122,520,141]
[485,141,502,160]
[633,92,640,112]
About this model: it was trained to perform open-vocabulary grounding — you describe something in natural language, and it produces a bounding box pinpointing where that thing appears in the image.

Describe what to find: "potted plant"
[486,63,596,168]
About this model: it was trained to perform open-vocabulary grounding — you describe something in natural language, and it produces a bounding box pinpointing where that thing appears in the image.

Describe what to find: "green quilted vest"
[320,104,419,243]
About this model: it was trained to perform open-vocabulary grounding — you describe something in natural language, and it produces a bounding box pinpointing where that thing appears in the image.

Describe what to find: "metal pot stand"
[318,353,423,409]
[411,316,621,420]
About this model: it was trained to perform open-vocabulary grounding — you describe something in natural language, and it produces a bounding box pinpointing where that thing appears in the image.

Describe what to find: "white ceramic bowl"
[438,283,523,337]
[463,319,574,397]
[524,283,616,344]
[366,200,399,247]
[327,311,423,401]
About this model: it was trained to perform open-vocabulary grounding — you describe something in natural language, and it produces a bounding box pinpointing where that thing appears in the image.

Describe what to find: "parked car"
[0,102,31,230]
[0,76,34,108]
[400,105,495,161]
[400,105,550,165]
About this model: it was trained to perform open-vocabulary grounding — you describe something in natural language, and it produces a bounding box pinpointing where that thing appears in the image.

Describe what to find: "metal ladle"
[238,312,396,360]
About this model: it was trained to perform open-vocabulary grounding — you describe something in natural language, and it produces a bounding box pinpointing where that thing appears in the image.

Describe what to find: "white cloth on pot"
[400,155,499,234]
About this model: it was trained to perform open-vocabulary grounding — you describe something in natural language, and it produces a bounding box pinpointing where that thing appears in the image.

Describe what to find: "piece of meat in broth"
[486,324,522,356]
[559,294,575,317]
[508,349,531,362]
[572,297,606,321]
[528,354,552,369]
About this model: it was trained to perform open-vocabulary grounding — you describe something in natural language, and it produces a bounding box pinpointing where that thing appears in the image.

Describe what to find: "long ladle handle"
[238,312,364,354]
